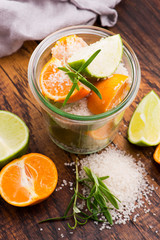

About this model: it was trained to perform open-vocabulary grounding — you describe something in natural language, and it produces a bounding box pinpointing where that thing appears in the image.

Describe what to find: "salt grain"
[133,214,139,222]
[69,182,73,187]
[60,233,64,238]
[144,209,150,214]
[62,97,92,116]
[63,180,67,186]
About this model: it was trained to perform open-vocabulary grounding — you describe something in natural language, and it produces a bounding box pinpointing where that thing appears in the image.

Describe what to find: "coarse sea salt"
[61,97,92,116]
[78,147,154,226]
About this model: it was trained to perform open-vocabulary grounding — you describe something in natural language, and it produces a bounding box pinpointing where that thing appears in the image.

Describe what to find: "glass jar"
[28,26,141,154]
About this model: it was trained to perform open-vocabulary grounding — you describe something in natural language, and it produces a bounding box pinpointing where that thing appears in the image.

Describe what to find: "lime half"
[0,111,29,168]
[128,91,160,146]
[68,34,123,78]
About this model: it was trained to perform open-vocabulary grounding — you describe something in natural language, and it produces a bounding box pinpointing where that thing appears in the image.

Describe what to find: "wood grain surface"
[0,0,160,239]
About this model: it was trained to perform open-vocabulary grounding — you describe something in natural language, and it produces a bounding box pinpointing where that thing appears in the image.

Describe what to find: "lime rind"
[0,111,29,168]
[68,34,123,79]
[128,90,160,146]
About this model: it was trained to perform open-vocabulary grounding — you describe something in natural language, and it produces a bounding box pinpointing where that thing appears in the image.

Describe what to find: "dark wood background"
[0,0,160,239]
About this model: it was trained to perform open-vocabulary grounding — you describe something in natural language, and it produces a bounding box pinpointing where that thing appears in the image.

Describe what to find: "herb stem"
[39,160,120,229]
[58,49,102,106]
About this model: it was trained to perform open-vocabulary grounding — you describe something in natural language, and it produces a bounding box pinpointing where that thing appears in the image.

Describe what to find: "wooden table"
[0,0,160,239]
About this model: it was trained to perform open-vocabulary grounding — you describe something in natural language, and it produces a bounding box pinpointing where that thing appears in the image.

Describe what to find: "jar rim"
[28,25,141,121]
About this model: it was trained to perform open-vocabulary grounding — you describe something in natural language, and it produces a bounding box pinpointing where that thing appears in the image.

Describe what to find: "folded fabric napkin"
[0,0,121,57]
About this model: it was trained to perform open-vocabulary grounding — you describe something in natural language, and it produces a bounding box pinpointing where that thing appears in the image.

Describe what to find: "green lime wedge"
[68,34,123,78]
[0,111,29,168]
[128,90,160,146]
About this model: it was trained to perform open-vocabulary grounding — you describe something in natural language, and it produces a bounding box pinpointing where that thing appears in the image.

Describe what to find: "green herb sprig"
[58,49,102,106]
[39,160,120,229]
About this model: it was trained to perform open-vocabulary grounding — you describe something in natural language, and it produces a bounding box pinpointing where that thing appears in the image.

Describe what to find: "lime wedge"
[68,34,123,78]
[128,91,160,146]
[0,111,29,168]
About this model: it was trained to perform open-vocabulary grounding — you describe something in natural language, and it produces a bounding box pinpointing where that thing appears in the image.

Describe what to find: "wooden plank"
[0,0,160,239]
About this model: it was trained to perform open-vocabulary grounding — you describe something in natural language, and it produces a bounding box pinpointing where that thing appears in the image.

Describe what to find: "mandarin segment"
[51,35,87,62]
[40,57,90,103]
[87,74,129,114]
[153,144,160,164]
[0,164,32,203]
[24,154,58,197]
[0,153,58,207]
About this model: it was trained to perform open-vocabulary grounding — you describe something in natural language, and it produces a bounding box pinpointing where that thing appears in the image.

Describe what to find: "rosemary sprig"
[39,160,120,229]
[58,49,102,106]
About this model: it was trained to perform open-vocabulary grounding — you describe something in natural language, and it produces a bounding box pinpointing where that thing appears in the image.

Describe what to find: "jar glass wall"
[28,26,141,154]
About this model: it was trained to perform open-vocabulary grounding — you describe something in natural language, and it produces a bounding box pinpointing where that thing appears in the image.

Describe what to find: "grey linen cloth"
[0,0,121,57]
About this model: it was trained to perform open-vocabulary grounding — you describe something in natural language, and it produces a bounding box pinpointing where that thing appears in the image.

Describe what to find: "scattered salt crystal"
[69,182,73,186]
[63,180,67,186]
[77,200,85,210]
[144,209,150,214]
[40,228,43,231]
[58,228,61,231]
[133,214,139,222]
[60,233,64,238]
[106,225,112,229]
[55,187,63,192]
[94,221,98,225]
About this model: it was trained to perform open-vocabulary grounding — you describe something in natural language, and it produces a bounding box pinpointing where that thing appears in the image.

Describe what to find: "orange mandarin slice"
[0,153,58,207]
[51,35,87,62]
[40,57,90,103]
[153,144,160,164]
[87,74,129,114]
